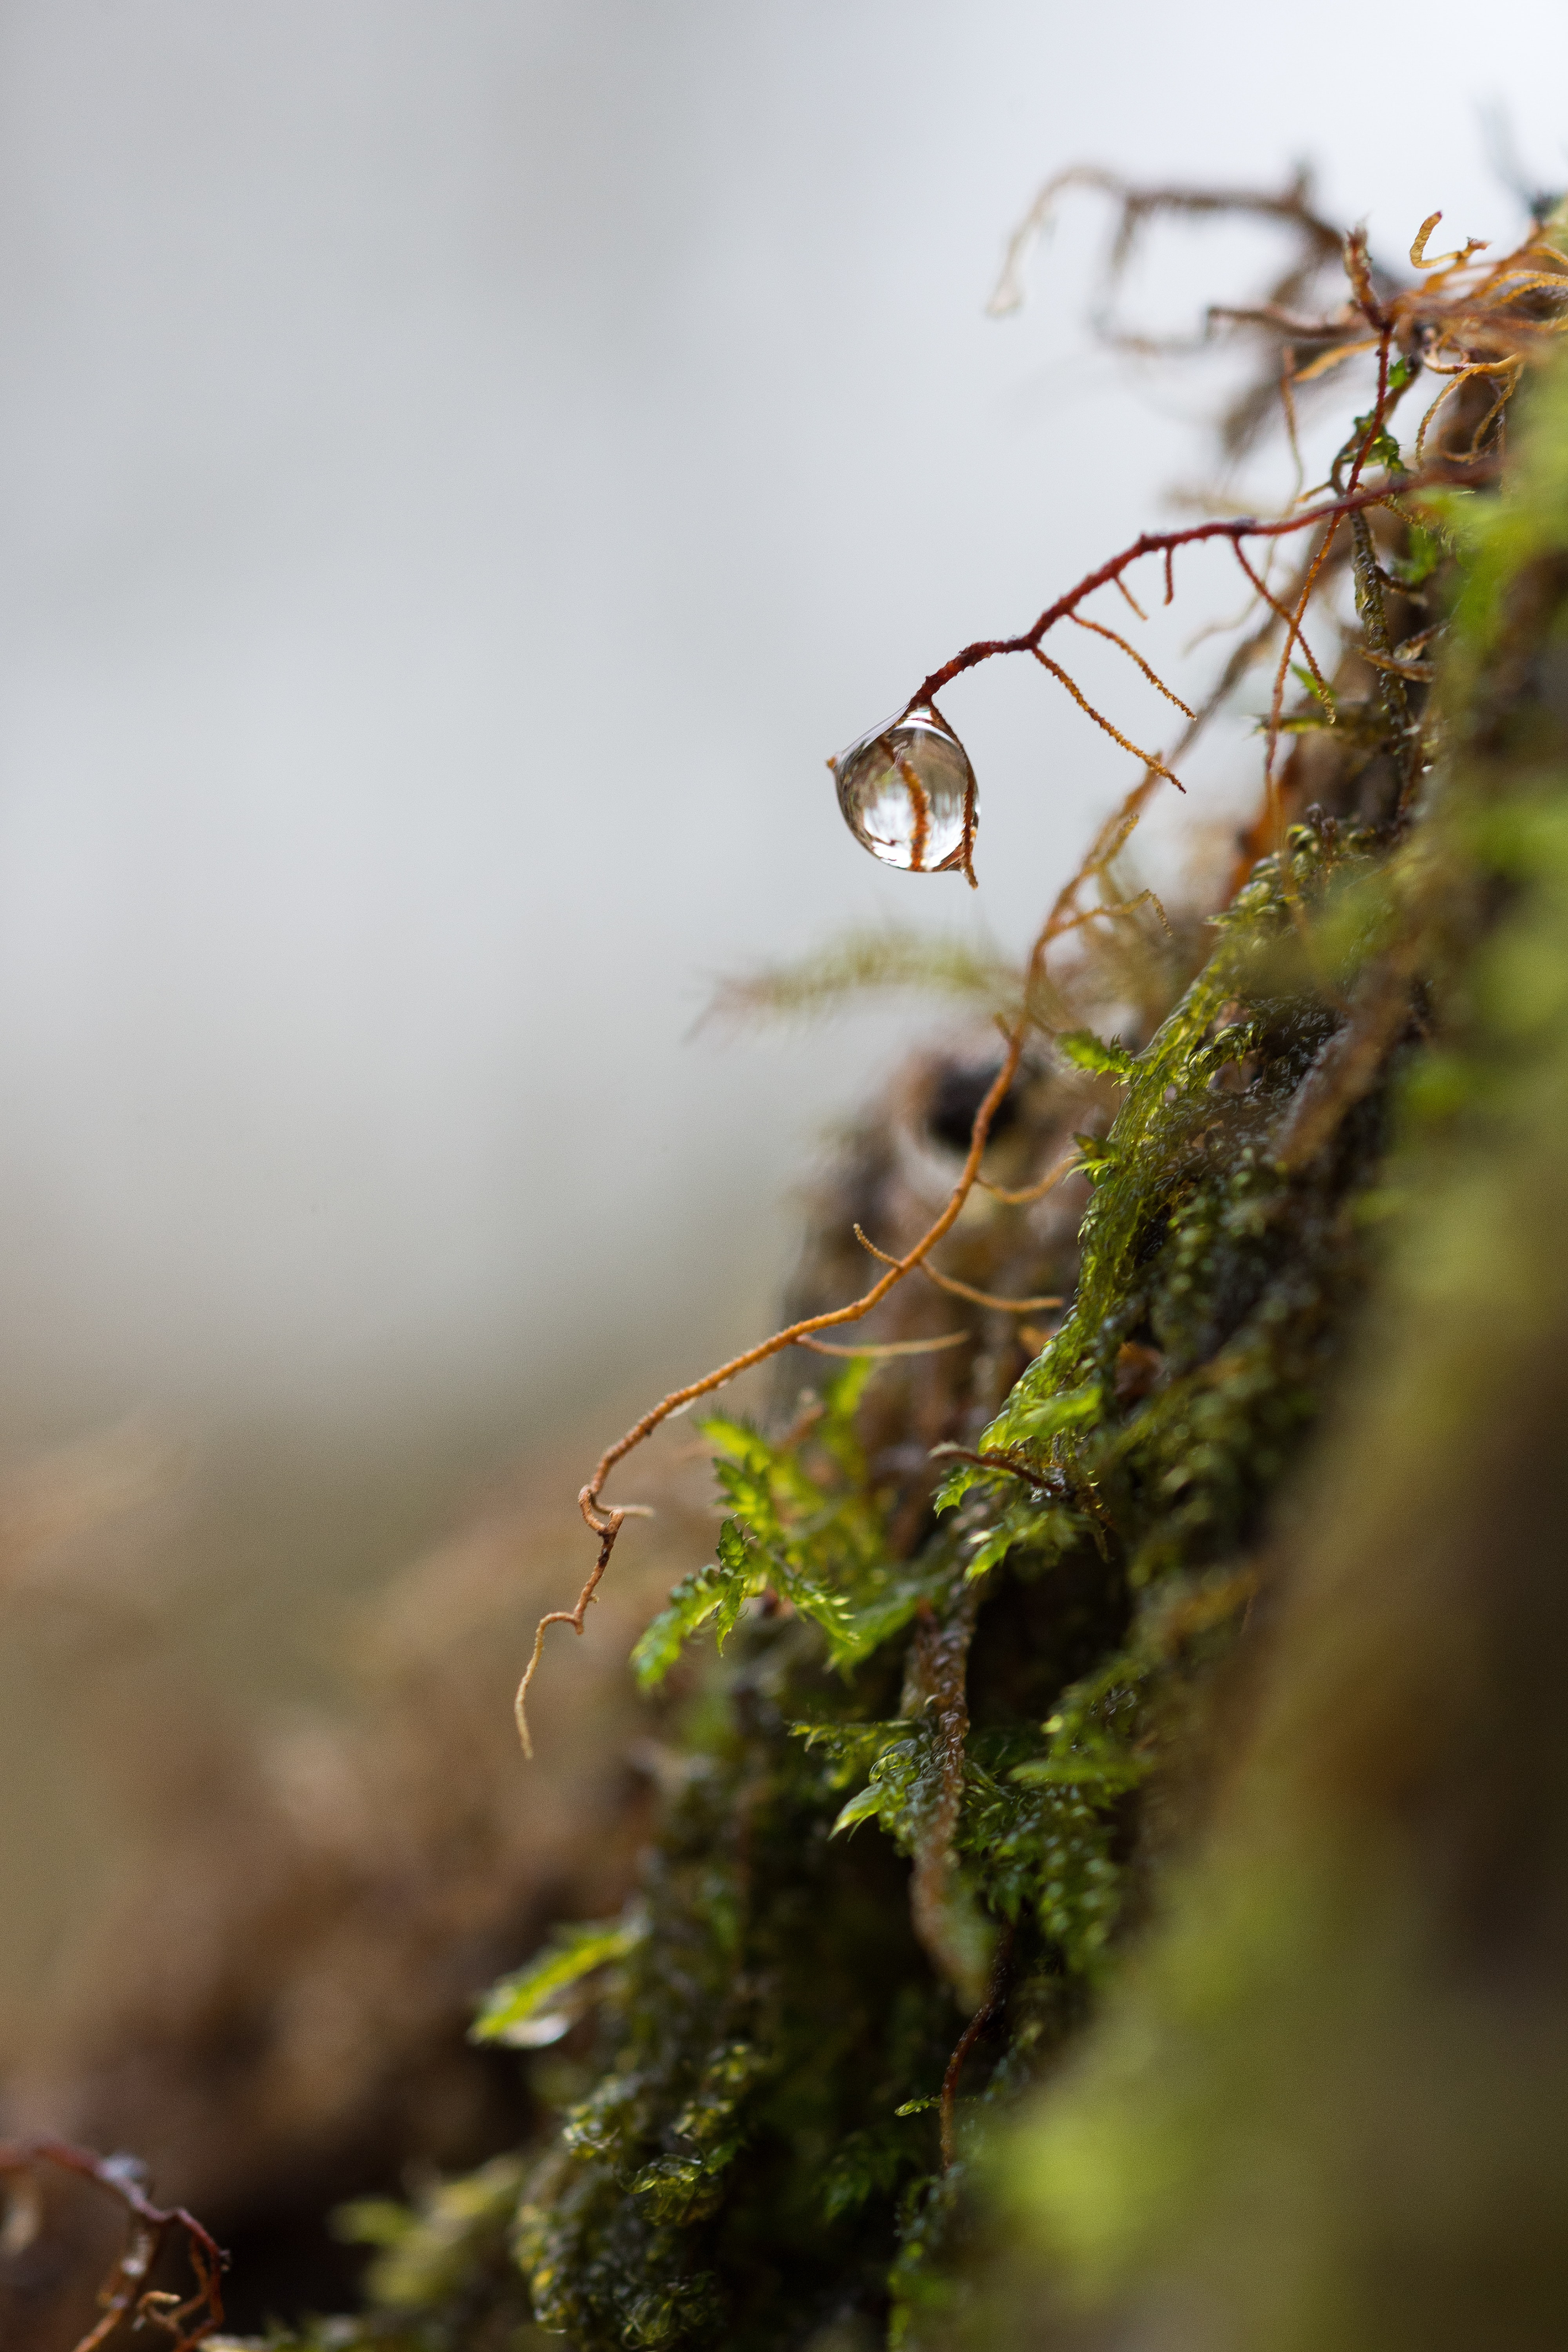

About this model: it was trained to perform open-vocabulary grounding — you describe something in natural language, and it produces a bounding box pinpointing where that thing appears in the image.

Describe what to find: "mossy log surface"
[265,301,1568,2352]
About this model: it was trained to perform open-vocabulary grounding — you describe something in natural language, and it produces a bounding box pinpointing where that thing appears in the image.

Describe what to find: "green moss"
[281,763,1424,2352]
[258,205,1568,2352]
[970,345,1568,2352]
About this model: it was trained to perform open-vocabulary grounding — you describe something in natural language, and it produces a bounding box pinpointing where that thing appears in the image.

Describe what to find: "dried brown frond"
[699,928,1020,1031]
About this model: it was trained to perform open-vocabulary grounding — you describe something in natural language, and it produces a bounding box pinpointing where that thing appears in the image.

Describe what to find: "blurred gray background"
[0,0,1564,2015]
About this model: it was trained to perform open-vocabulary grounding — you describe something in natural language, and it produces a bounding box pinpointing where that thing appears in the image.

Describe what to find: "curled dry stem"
[1409,209,1488,276]
[1414,359,1517,467]
[1292,334,1380,385]
[0,2141,226,2352]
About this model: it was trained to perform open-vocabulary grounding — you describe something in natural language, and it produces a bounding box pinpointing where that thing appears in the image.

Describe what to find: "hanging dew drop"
[831,707,978,884]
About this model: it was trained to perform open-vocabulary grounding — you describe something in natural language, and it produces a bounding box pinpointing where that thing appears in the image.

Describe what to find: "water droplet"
[831,708,978,881]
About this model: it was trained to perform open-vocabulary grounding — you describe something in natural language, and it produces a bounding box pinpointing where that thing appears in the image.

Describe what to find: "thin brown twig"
[1259,318,1395,859]
[985,165,1342,332]
[1260,288,1413,906]
[1210,304,1358,344]
[1265,291,1393,862]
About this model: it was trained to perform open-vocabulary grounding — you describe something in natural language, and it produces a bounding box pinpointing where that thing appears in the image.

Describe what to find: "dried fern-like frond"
[698,926,1023,1030]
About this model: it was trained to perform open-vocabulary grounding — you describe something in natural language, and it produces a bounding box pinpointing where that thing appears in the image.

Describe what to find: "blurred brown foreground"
[0,1411,710,2343]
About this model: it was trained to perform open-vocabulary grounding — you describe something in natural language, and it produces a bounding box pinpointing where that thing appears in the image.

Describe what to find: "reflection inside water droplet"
[831,708,978,881]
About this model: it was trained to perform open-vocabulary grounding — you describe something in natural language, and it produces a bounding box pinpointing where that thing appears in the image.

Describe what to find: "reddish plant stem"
[899,470,1461,717]
[513,1029,1026,1751]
